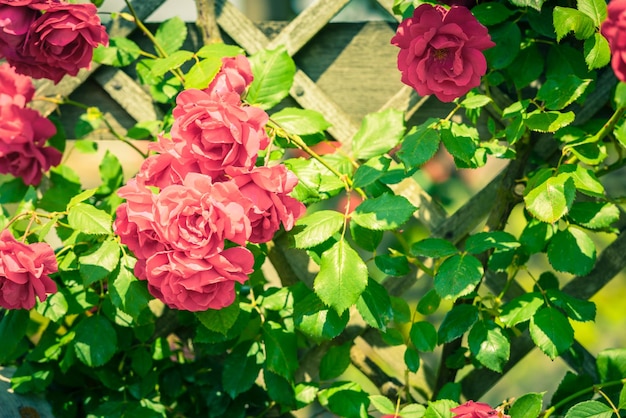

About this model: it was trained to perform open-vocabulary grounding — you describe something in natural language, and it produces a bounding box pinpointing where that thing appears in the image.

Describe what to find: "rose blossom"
[137,134,200,189]
[0,1,40,60]
[451,401,510,418]
[171,88,270,176]
[227,165,306,244]
[602,0,626,82]
[0,229,58,310]
[0,103,61,185]
[0,62,34,107]
[143,247,253,311]
[204,55,254,99]
[390,4,495,102]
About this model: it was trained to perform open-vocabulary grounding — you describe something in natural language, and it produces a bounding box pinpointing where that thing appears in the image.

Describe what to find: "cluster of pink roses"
[602,0,626,82]
[0,0,108,83]
[115,55,305,312]
[0,229,58,310]
[0,63,61,185]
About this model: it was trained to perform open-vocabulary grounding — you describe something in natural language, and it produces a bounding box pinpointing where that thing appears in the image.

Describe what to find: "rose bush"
[602,0,626,81]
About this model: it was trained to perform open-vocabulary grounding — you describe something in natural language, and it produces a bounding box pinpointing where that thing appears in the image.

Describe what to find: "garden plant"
[1,0,626,416]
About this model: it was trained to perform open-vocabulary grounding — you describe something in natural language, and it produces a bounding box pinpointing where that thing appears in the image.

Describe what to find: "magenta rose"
[0,103,61,185]
[451,401,510,418]
[227,165,306,244]
[17,2,108,83]
[204,55,254,98]
[602,0,626,82]
[144,247,253,311]
[0,229,58,310]
[171,88,270,176]
[151,173,252,258]
[390,4,495,102]
[0,1,40,59]
[0,62,34,107]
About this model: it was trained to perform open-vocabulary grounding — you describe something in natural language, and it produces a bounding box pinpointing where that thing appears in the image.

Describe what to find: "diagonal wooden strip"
[375,0,401,21]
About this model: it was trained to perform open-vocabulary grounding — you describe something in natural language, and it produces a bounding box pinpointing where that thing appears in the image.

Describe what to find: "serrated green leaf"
[369,395,396,414]
[196,302,240,335]
[424,399,457,418]
[472,2,515,26]
[404,347,421,373]
[401,403,427,418]
[440,125,477,164]
[296,382,319,408]
[99,150,124,194]
[553,7,595,42]
[568,201,620,230]
[294,210,344,249]
[619,385,626,409]
[438,304,479,344]
[352,108,405,160]
[525,110,575,132]
[468,320,510,372]
[109,256,151,322]
[67,203,112,235]
[530,307,574,359]
[263,321,298,381]
[74,315,117,367]
[357,278,393,331]
[524,173,576,223]
[184,57,222,89]
[93,37,141,67]
[351,193,416,231]
[155,16,187,55]
[435,254,483,300]
[578,0,607,27]
[79,239,120,286]
[397,119,441,168]
[149,50,194,78]
[313,240,368,315]
[460,92,492,109]
[537,76,592,110]
[547,289,596,322]
[265,369,297,409]
[248,47,296,110]
[509,392,545,418]
[374,254,410,277]
[273,107,332,136]
[349,221,383,252]
[411,238,458,258]
[564,401,613,418]
[547,227,596,276]
[196,43,244,59]
[615,82,626,108]
[465,231,520,254]
[353,156,392,188]
[318,381,370,418]
[597,348,626,382]
[500,292,545,327]
[584,33,611,70]
[410,321,437,352]
[66,188,97,210]
[557,164,605,197]
[320,342,352,380]
[222,341,263,399]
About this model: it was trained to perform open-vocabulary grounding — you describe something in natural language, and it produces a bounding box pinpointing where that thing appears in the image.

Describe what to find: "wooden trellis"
[29,0,626,407]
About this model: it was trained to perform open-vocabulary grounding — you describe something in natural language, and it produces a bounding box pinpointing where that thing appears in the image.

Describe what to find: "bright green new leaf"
[537,76,592,110]
[438,304,479,344]
[620,384,626,410]
[369,395,396,414]
[468,320,510,372]
[615,82,626,107]
[357,278,393,331]
[557,164,605,197]
[524,110,575,132]
[36,292,68,323]
[79,239,120,286]
[184,57,222,89]
[248,47,296,110]
[529,307,574,360]
[196,302,240,335]
[352,108,405,160]
[313,239,368,315]
[222,341,264,399]
[524,173,576,223]
[584,33,611,70]
[296,382,319,408]
[465,231,520,254]
[66,188,98,211]
[568,201,620,230]
[294,210,344,249]
[508,392,545,418]
[74,315,118,367]
[263,321,299,381]
[320,342,352,380]
[553,7,595,42]
[401,403,427,418]
[434,254,484,300]
[404,347,421,373]
[410,321,438,352]
[500,292,545,327]
[397,119,441,169]
[578,0,607,26]
[411,238,458,258]
[547,227,596,276]
[351,193,416,231]
[564,401,613,418]
[547,289,596,322]
[149,50,194,78]
[272,107,332,136]
[155,16,187,55]
[93,37,141,67]
[461,92,492,109]
[424,399,457,418]
[68,203,113,235]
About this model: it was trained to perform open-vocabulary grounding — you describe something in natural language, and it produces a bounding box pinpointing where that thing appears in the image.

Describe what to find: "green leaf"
[320,342,352,380]
[465,231,520,254]
[11,363,53,394]
[149,50,194,78]
[520,219,553,254]
[294,293,349,342]
[440,125,477,164]
[424,399,457,418]
[38,165,82,212]
[67,188,97,210]
[411,238,458,258]
[36,292,68,323]
[525,110,575,133]
[438,304,479,344]
[356,278,393,331]
[353,156,392,188]
[568,201,620,230]
[352,108,405,160]
[351,193,416,231]
[537,76,592,110]
[314,240,368,315]
[296,382,319,409]
[109,256,152,322]
[553,7,595,42]
[615,82,626,108]
[294,210,345,248]
[79,239,120,286]
[578,0,607,26]
[0,310,28,363]
[222,341,263,399]
[196,43,244,59]
[318,381,370,418]
[529,307,574,359]
[508,43,544,89]
[484,22,521,69]
[67,203,112,235]
[248,47,296,110]
[547,289,596,322]
[547,227,596,276]
[369,395,396,414]
[196,302,240,335]
[472,2,515,26]
[468,320,510,373]
[557,164,605,197]
[73,139,98,153]
[404,347,421,373]
[564,401,613,418]
[584,33,611,70]
[619,384,626,410]
[155,16,187,55]
[524,173,576,223]
[93,37,141,67]
[508,392,545,418]
[417,289,441,315]
[184,57,222,89]
[263,321,298,381]
[434,254,484,300]
[401,404,427,418]
[597,348,626,381]
[74,315,118,367]
[500,292,545,327]
[410,321,437,352]
[397,119,441,168]
[273,107,332,136]
[460,92,492,109]
[349,221,383,252]
[374,254,410,277]
[265,369,297,409]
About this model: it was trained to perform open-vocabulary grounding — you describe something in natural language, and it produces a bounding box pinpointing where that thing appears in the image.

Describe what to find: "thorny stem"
[542,378,626,417]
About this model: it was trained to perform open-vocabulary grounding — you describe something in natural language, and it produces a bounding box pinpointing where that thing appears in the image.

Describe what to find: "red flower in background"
[451,401,510,418]
[602,0,626,82]
[391,4,494,102]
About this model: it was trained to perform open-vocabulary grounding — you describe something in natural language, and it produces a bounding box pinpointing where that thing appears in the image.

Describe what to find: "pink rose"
[0,103,60,185]
[227,165,306,243]
[451,401,510,418]
[0,229,57,310]
[143,247,253,311]
[151,173,251,258]
[0,62,34,107]
[18,2,108,83]
[204,55,254,98]
[390,4,495,102]
[137,135,200,189]
[171,89,270,176]
[602,0,626,82]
